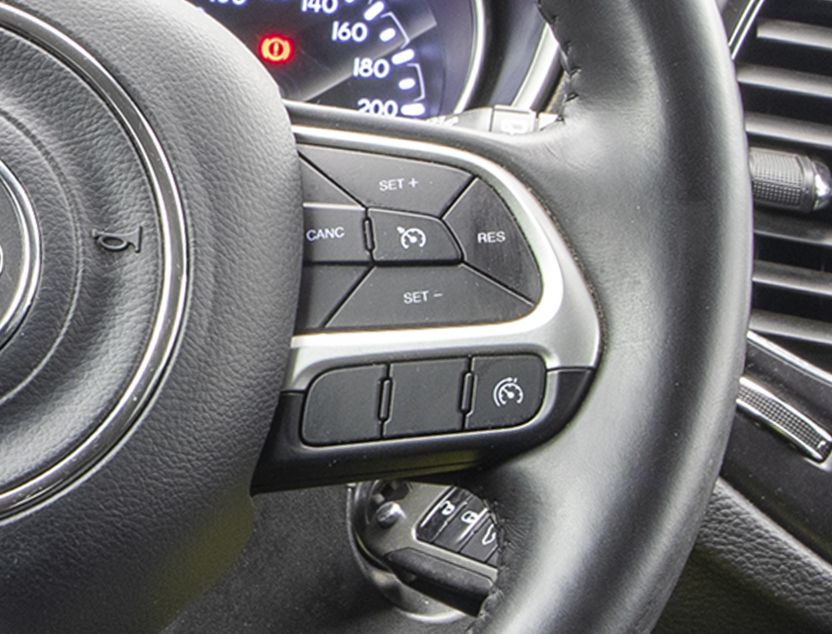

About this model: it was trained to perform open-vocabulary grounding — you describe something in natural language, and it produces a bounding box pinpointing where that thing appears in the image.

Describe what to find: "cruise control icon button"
[370,209,461,264]
[467,356,546,430]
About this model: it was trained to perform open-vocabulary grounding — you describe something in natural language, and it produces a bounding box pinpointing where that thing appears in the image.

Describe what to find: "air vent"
[737,0,832,373]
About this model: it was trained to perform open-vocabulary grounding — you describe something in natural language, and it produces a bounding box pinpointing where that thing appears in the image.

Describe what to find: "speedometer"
[192,0,486,118]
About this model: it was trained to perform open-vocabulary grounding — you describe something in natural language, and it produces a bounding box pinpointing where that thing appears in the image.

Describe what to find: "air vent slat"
[738,64,832,102]
[755,209,832,248]
[754,260,832,299]
[757,19,832,52]
[746,112,832,150]
[751,309,832,347]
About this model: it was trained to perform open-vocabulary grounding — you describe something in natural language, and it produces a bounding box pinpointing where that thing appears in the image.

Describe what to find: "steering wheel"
[0,0,751,632]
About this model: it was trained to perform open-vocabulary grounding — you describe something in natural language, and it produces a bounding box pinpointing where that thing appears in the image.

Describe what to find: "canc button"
[466,356,546,430]
[304,204,369,264]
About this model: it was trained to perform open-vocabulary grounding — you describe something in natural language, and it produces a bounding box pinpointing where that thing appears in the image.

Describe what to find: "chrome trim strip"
[512,26,560,111]
[453,0,488,114]
[0,160,41,351]
[747,330,832,388]
[0,5,188,516]
[729,0,767,58]
[738,376,832,462]
[287,126,601,392]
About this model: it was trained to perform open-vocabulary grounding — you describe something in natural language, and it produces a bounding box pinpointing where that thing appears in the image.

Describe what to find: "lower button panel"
[296,355,580,448]
[327,266,533,330]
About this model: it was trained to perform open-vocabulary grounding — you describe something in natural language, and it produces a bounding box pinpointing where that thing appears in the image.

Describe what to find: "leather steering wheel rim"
[0,0,751,632]
[467,1,752,629]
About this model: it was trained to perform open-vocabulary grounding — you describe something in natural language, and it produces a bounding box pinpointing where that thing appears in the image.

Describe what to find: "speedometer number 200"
[357,99,399,116]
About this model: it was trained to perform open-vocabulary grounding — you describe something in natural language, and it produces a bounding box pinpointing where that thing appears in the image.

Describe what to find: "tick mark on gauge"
[380,27,397,43]
[392,49,415,65]
[401,103,426,117]
[364,1,385,22]
[398,77,417,91]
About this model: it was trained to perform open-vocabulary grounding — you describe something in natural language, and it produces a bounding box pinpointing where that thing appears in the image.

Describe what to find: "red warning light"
[260,35,295,64]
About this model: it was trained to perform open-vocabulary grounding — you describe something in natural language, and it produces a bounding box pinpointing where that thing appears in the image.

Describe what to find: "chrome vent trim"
[737,376,832,462]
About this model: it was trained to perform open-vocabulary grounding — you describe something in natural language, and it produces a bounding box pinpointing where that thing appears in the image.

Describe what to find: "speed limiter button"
[466,356,546,430]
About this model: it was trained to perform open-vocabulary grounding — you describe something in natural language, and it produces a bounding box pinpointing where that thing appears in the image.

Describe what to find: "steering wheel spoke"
[0,1,752,632]
[254,104,600,489]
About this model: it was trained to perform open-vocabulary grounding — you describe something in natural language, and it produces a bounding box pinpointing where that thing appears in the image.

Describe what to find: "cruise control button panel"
[295,145,543,332]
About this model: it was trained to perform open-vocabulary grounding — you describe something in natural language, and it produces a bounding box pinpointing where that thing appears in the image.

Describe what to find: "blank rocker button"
[300,145,472,217]
[302,365,386,446]
[327,266,533,330]
[304,204,369,264]
[370,209,461,264]
[467,356,546,430]
[385,359,468,438]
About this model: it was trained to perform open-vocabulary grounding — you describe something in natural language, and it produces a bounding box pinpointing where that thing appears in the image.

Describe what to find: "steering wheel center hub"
[0,160,40,350]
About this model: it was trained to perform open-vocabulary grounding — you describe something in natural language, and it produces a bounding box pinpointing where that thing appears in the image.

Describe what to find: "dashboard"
[191,0,556,117]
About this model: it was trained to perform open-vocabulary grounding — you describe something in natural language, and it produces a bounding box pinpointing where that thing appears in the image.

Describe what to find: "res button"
[445,180,542,302]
